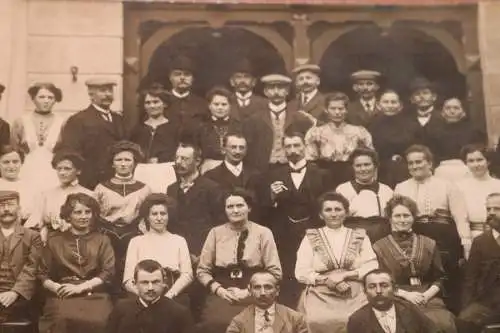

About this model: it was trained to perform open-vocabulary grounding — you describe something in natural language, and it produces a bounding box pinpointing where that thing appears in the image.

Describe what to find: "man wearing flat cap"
[166,56,207,127]
[0,190,42,322]
[229,59,267,121]
[243,74,313,171]
[347,69,381,127]
[0,84,10,149]
[55,78,126,189]
[289,63,326,122]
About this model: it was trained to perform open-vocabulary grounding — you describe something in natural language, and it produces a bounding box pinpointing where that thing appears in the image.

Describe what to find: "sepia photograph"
[0,0,499,332]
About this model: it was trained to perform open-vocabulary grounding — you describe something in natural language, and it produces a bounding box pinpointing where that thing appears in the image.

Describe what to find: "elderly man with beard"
[107,259,193,333]
[458,192,500,333]
[0,191,42,323]
[229,59,267,121]
[289,63,325,122]
[347,269,438,333]
[347,70,381,127]
[226,270,307,333]
[55,79,126,189]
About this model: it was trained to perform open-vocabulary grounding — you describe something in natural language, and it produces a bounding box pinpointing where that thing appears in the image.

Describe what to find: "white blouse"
[456,175,500,223]
[336,182,393,217]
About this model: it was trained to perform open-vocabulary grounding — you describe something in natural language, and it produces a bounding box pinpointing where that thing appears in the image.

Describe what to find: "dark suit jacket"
[55,105,126,189]
[231,94,267,121]
[203,161,260,192]
[107,297,193,333]
[347,300,439,333]
[196,118,242,160]
[243,108,313,171]
[167,93,208,127]
[462,230,500,307]
[289,92,326,121]
[226,304,308,333]
[167,176,224,255]
[347,99,379,128]
[5,226,42,300]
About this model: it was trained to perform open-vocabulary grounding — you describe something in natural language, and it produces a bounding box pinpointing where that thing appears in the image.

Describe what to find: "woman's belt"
[416,210,453,225]
[212,265,262,289]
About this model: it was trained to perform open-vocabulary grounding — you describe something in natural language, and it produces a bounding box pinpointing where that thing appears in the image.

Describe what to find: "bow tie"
[351,181,379,194]
[289,165,306,174]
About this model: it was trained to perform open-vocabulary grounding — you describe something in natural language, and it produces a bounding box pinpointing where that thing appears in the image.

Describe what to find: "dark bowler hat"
[0,84,5,94]
[351,70,381,81]
[0,191,19,203]
[261,74,292,85]
[85,78,117,88]
[409,77,436,93]
[170,56,195,73]
[232,59,254,76]
[292,63,321,76]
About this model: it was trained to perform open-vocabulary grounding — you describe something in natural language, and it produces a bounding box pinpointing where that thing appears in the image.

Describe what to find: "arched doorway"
[143,27,287,96]
[318,24,466,105]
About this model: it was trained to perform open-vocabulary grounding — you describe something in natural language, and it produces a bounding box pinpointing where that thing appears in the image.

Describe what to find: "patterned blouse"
[305,122,373,162]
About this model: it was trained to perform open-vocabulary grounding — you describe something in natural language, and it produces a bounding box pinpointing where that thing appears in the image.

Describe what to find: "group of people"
[0,55,499,333]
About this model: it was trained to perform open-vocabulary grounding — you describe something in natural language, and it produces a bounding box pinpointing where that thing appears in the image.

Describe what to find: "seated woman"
[123,193,193,302]
[305,92,373,187]
[25,150,94,242]
[295,191,378,333]
[336,148,393,243]
[0,145,35,222]
[197,188,281,333]
[38,192,115,333]
[457,144,500,238]
[373,195,457,333]
[130,84,178,192]
[430,97,485,183]
[95,141,151,290]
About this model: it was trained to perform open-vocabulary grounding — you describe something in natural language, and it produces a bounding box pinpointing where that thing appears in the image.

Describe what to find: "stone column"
[291,13,311,67]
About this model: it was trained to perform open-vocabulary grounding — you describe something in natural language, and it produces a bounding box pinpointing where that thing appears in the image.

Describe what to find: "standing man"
[166,56,207,127]
[290,63,325,121]
[107,259,193,333]
[56,79,126,189]
[260,131,331,307]
[0,84,10,148]
[458,192,500,333]
[243,74,313,171]
[226,270,308,333]
[229,59,267,121]
[347,70,381,127]
[347,269,438,333]
[0,190,42,322]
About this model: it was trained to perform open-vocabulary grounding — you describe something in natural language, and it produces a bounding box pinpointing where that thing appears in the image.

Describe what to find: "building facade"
[1,0,500,144]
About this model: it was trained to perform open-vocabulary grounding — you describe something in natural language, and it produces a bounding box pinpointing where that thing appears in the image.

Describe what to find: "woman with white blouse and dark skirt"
[197,188,282,333]
[123,193,193,303]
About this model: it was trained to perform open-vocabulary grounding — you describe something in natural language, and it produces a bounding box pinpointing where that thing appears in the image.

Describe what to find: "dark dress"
[38,230,115,333]
[196,118,242,161]
[166,93,208,127]
[130,120,180,163]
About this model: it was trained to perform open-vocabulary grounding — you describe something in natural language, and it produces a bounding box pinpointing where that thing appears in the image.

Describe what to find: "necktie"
[264,310,270,323]
[364,101,372,113]
[302,94,308,106]
[271,110,285,120]
[102,113,112,122]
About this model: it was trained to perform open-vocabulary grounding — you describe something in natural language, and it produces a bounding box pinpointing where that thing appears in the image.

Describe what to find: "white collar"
[492,229,500,240]
[224,160,243,174]
[212,116,230,122]
[171,90,190,99]
[255,304,276,316]
[417,106,434,118]
[138,296,161,308]
[92,104,111,114]
[360,97,376,105]
[289,159,307,171]
[302,89,318,101]
[372,304,396,319]
[269,102,286,113]
[236,91,252,100]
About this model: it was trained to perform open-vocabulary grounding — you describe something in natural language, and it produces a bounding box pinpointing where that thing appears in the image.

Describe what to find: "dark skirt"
[198,294,250,333]
[39,293,112,333]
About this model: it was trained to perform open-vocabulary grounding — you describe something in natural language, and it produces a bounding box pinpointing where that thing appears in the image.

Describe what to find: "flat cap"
[261,74,292,85]
[0,191,19,202]
[292,64,321,75]
[85,78,117,87]
[409,77,435,93]
[351,70,381,81]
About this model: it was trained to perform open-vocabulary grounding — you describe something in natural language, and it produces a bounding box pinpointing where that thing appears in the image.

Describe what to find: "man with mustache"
[229,59,267,121]
[259,131,331,307]
[0,190,42,323]
[107,259,193,333]
[458,192,500,333]
[166,56,207,127]
[226,270,307,333]
[55,79,126,189]
[347,70,381,127]
[347,268,438,333]
[289,63,325,122]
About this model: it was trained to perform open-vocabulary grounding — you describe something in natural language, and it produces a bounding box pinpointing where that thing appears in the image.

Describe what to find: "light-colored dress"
[12,113,66,192]
[123,232,193,297]
[295,226,378,333]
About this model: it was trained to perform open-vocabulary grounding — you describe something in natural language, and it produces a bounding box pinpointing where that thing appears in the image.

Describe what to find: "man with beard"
[458,192,500,333]
[289,63,325,122]
[347,269,438,333]
[347,70,381,127]
[55,79,126,189]
[226,270,307,333]
[259,131,330,307]
[229,59,267,121]
[0,191,42,323]
[107,259,193,333]
[166,56,207,127]
[243,74,313,171]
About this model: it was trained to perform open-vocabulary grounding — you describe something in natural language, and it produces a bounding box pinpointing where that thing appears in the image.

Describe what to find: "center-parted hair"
[315,191,350,217]
[223,187,255,211]
[60,192,100,223]
[0,145,25,164]
[324,92,350,109]
[139,193,177,230]
[349,148,380,168]
[384,195,418,220]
